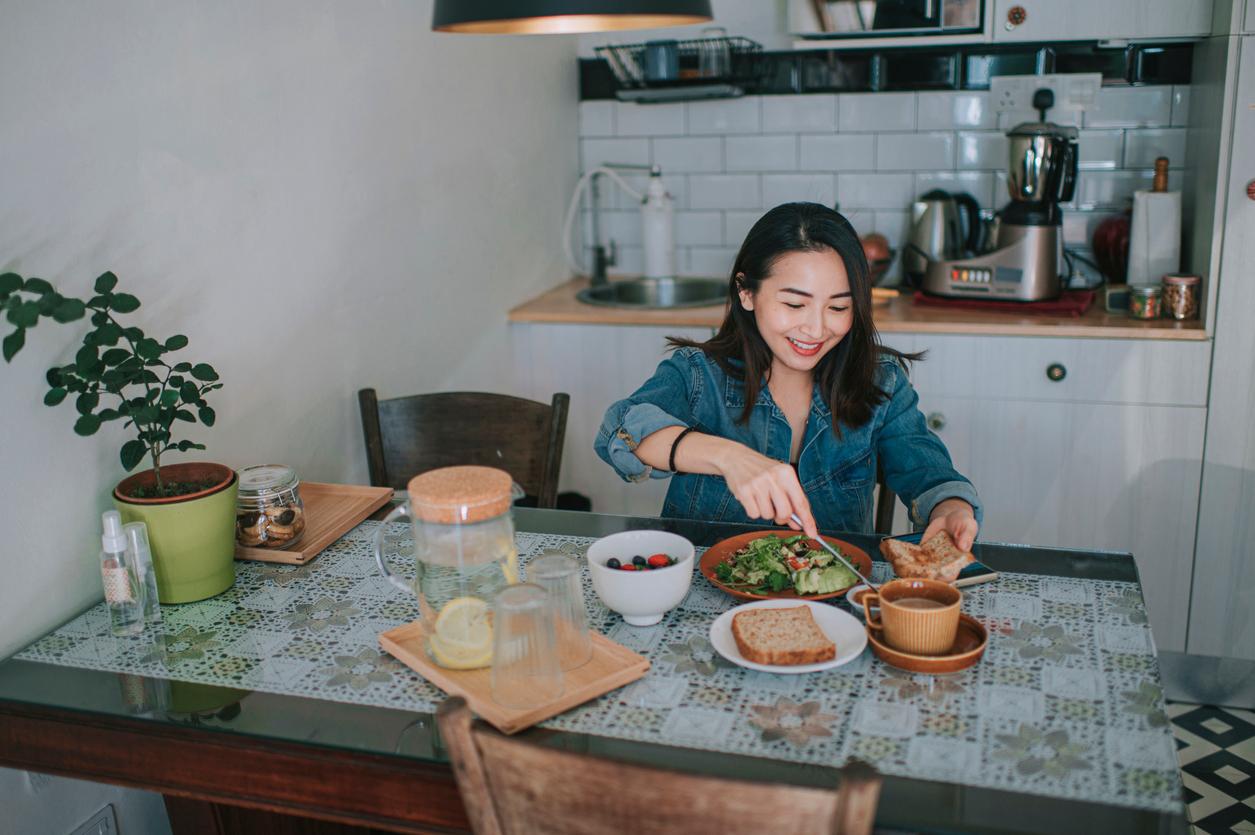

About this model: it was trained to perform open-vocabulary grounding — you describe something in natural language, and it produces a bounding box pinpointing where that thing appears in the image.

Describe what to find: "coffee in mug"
[865,579,961,655]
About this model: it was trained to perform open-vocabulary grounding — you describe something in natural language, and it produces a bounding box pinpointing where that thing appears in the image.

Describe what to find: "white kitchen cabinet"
[916,393,1203,652]
[992,0,1212,43]
[1188,33,1255,660]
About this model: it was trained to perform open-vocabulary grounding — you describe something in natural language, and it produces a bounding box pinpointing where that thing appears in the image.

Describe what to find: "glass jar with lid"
[1128,284,1163,320]
[236,465,305,549]
[372,466,523,670]
[1162,274,1201,320]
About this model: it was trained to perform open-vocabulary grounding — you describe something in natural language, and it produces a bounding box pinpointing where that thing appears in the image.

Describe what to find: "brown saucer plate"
[866,612,988,673]
[700,530,872,602]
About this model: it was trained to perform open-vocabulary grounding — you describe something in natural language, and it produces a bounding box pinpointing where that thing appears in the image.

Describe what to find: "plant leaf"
[52,298,86,323]
[136,337,161,360]
[2,328,24,362]
[73,414,101,436]
[94,272,118,294]
[172,362,191,372]
[198,405,216,427]
[23,277,53,295]
[175,409,195,422]
[75,391,100,415]
[160,389,180,406]
[110,293,140,313]
[9,300,40,328]
[43,387,66,406]
[123,326,143,340]
[164,334,188,351]
[0,273,22,295]
[96,322,122,345]
[38,292,63,314]
[120,439,147,471]
[180,381,200,402]
[75,344,99,368]
[100,347,130,366]
[97,408,119,421]
[190,363,219,382]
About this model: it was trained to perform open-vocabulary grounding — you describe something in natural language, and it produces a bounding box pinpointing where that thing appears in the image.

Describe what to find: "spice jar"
[236,465,305,549]
[1128,284,1162,320]
[1162,274,1200,320]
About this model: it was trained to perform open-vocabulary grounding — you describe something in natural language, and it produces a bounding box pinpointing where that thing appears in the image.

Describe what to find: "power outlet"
[991,73,1102,114]
[69,804,119,835]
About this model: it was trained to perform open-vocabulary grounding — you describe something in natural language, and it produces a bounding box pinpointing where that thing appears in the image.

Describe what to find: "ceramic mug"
[865,578,961,655]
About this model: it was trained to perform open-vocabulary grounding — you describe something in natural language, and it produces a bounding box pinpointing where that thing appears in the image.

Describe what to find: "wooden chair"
[357,390,570,508]
[874,462,897,536]
[436,697,882,835]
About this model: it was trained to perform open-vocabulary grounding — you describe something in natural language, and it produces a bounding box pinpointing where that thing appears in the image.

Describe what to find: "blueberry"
[606,558,621,569]
[632,555,646,567]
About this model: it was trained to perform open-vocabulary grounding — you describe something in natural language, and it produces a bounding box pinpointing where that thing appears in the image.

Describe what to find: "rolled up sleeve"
[594,351,698,483]
[874,360,984,529]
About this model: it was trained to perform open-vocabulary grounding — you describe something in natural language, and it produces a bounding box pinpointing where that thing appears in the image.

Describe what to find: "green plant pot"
[114,462,238,604]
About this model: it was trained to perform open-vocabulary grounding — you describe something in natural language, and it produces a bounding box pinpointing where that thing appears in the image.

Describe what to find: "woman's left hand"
[921,498,978,551]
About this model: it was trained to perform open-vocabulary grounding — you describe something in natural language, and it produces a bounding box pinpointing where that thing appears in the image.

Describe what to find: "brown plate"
[866,612,988,674]
[699,530,873,602]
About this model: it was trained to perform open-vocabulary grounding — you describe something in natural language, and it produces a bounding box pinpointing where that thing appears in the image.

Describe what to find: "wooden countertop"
[508,278,1209,341]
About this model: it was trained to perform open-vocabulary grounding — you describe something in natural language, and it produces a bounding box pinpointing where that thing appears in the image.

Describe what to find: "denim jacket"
[594,347,982,535]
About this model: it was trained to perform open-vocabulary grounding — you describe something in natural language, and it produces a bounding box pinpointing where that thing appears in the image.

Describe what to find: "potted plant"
[2,270,238,603]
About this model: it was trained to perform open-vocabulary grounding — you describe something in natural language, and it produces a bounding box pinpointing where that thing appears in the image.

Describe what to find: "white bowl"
[846,583,880,620]
[586,530,695,627]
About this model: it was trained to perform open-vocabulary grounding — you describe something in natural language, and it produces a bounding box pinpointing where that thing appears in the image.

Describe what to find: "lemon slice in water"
[430,596,493,669]
[501,546,520,585]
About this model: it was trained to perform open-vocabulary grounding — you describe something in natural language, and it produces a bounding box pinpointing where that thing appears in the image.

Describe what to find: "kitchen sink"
[576,277,728,309]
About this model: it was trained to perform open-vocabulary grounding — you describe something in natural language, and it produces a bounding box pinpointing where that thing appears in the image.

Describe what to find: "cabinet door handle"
[1046,363,1067,382]
[1006,4,1027,28]
[926,412,946,431]
[1247,179,1255,201]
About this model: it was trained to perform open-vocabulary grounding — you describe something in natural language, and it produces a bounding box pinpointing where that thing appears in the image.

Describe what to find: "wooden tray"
[379,620,649,735]
[235,482,394,566]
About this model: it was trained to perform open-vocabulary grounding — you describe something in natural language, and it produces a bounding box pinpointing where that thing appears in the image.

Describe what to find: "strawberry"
[647,554,671,568]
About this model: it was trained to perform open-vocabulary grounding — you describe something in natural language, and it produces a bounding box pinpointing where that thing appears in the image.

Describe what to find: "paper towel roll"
[1127,189,1181,285]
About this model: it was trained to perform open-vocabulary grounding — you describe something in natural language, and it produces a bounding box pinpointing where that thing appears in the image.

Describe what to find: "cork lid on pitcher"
[407,466,515,524]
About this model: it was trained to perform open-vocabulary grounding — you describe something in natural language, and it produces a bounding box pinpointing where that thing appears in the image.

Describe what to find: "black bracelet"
[669,426,697,473]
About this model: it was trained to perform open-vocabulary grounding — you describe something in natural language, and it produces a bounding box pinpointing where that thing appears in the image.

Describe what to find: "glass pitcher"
[373,466,522,670]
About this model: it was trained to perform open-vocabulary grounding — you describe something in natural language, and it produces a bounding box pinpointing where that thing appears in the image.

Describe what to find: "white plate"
[708,599,868,674]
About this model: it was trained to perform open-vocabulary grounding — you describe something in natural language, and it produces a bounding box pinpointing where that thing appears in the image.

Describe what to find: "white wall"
[0,0,577,830]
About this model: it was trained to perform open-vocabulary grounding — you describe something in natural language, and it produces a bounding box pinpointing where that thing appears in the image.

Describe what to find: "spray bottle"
[100,511,144,636]
[641,168,675,280]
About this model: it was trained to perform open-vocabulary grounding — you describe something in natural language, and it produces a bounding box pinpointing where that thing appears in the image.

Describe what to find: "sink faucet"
[589,163,657,288]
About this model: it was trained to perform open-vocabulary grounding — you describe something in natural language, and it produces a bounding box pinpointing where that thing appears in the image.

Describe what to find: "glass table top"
[0,508,1187,835]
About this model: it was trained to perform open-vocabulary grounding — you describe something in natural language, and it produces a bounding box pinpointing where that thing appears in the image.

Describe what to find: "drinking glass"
[490,584,564,709]
[528,554,593,670]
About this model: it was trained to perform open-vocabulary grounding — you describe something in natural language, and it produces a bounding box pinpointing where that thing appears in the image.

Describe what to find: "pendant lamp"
[432,0,713,34]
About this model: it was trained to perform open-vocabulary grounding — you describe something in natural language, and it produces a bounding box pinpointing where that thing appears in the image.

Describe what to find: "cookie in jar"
[236,465,306,549]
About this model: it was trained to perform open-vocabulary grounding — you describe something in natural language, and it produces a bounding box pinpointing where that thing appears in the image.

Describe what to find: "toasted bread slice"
[879,531,975,583]
[731,606,836,666]
[920,530,976,582]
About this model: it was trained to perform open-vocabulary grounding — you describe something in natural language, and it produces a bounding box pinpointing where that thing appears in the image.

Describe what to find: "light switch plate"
[991,73,1103,114]
[69,804,119,835]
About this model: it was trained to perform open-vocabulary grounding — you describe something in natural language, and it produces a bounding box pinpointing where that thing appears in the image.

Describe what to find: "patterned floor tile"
[1173,704,1255,834]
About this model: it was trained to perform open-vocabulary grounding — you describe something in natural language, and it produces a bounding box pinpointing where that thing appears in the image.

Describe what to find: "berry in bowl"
[586,530,694,626]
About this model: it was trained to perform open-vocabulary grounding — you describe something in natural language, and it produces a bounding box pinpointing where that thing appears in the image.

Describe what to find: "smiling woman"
[594,202,983,546]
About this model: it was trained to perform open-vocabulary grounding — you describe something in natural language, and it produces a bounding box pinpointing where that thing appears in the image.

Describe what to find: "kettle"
[903,190,983,284]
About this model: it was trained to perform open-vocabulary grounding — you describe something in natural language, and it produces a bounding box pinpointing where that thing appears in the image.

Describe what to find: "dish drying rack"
[595,36,766,103]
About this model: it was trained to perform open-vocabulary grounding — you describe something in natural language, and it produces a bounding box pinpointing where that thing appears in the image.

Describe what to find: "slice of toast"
[731,606,836,666]
[879,530,975,583]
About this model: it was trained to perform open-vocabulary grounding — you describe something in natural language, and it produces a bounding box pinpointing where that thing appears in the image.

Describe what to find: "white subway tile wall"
[577,86,1188,277]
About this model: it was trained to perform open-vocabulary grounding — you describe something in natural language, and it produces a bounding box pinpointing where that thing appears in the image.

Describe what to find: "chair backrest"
[436,698,881,835]
[874,461,897,536]
[357,390,570,508]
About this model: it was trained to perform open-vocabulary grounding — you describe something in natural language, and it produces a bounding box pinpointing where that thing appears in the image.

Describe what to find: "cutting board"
[380,620,649,735]
[235,482,394,566]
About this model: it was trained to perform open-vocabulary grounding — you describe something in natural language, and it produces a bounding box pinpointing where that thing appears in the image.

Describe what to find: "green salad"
[713,534,860,596]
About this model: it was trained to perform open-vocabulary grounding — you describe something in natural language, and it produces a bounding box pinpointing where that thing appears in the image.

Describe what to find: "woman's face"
[738,248,854,378]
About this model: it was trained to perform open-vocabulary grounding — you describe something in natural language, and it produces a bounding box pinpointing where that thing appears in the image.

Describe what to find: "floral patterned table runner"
[16,521,1182,814]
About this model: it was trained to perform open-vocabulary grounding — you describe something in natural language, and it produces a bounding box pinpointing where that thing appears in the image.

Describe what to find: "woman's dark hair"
[669,202,919,431]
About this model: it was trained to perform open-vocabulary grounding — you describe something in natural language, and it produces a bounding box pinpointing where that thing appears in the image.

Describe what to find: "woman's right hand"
[717,445,818,540]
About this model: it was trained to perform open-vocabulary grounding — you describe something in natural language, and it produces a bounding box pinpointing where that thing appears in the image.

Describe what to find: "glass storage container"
[236,465,305,549]
[1128,284,1163,319]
